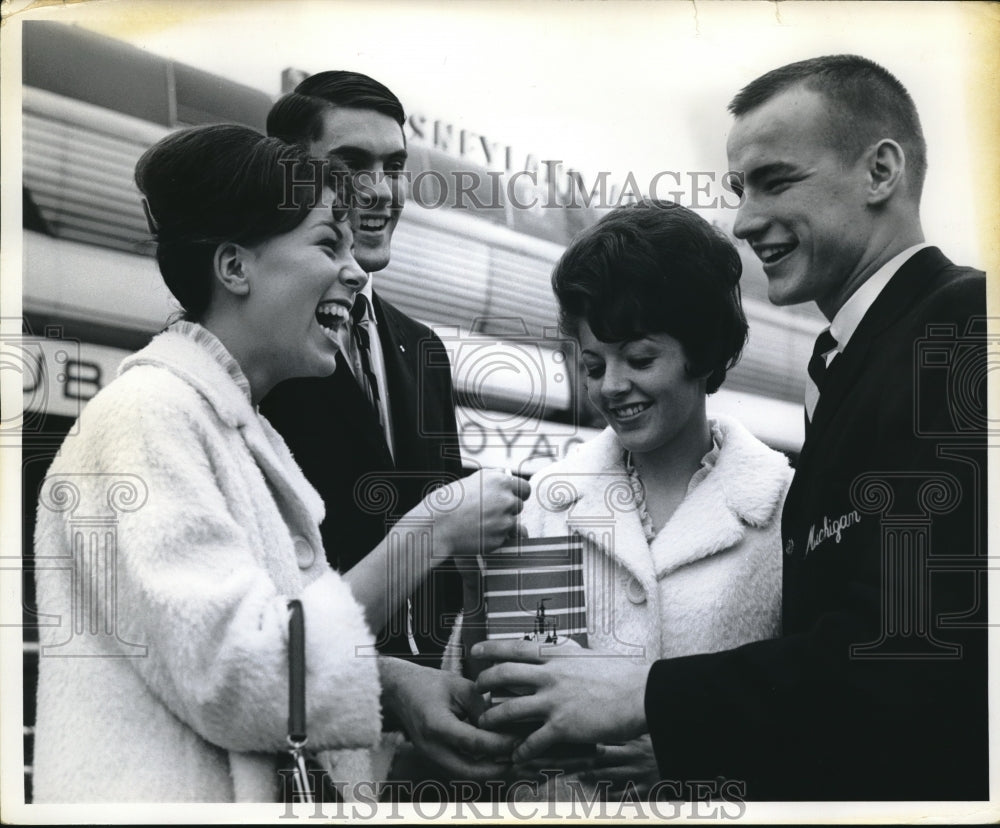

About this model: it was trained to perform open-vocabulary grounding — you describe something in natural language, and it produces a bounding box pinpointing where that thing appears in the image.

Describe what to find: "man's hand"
[379,657,516,778]
[472,639,651,764]
[575,736,660,797]
[511,735,660,798]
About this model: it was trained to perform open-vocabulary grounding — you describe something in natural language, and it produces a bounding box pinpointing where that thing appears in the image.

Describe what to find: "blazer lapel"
[373,294,417,459]
[802,247,945,462]
[804,334,871,455]
[376,292,446,477]
[332,349,394,467]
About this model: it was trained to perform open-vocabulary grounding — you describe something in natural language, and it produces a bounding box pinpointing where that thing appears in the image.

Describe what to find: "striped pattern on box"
[482,534,587,645]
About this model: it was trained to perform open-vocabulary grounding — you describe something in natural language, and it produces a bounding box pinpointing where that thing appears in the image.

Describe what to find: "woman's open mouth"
[315,301,349,341]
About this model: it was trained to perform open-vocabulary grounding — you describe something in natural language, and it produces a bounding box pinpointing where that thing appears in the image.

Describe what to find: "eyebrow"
[621,338,659,351]
[743,161,802,187]
[328,145,408,163]
[581,337,653,358]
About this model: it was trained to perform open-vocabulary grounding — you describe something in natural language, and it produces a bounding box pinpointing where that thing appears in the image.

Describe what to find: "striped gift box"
[482,534,588,646]
[481,534,593,748]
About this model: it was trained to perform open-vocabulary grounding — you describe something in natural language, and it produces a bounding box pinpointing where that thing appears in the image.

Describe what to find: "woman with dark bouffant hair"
[31,124,524,803]
[474,199,792,799]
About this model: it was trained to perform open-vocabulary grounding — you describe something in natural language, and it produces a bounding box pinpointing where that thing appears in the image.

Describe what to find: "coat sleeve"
[44,374,381,755]
[642,275,988,801]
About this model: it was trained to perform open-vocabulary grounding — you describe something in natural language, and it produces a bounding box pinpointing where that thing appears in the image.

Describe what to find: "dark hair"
[552,200,747,395]
[267,70,405,146]
[134,124,350,321]
[728,54,927,201]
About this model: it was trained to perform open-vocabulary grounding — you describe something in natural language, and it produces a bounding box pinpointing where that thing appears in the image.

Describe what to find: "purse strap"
[286,599,313,803]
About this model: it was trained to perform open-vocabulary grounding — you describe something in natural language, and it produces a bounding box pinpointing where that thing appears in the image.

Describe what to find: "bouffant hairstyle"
[728,54,927,201]
[266,70,405,146]
[134,124,351,320]
[552,199,747,395]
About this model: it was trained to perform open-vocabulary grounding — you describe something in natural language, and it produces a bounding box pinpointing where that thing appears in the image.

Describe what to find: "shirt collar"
[623,420,723,494]
[686,419,723,496]
[829,243,931,352]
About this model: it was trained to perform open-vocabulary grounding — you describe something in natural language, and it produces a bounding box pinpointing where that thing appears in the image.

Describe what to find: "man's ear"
[213,242,251,297]
[866,139,906,205]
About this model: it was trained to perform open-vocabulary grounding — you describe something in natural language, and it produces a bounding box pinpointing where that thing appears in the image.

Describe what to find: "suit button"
[293,536,316,569]
[626,576,646,605]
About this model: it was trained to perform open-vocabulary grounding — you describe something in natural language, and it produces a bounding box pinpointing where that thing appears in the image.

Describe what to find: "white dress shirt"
[805,243,931,420]
[342,280,395,460]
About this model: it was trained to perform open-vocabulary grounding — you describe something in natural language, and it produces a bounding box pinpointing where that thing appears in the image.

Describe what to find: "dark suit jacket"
[644,247,988,800]
[262,292,464,666]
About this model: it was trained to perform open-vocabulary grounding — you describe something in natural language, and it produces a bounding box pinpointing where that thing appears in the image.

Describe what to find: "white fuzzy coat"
[32,327,382,803]
[521,415,792,663]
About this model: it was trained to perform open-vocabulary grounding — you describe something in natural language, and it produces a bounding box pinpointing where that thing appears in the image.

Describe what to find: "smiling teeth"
[611,403,650,418]
[756,244,795,264]
[359,217,388,231]
[316,302,349,330]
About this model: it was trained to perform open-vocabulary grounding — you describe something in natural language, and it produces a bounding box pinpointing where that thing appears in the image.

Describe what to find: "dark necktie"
[350,297,383,429]
[805,328,838,425]
[352,299,414,652]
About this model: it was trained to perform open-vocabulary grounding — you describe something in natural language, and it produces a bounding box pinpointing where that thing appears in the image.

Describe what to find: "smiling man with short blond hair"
[475,54,988,802]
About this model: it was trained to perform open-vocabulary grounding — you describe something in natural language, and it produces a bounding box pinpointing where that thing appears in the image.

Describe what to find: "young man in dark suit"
[261,73,534,782]
[262,72,466,669]
[473,55,988,801]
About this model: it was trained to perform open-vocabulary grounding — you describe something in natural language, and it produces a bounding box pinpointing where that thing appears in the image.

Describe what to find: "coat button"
[626,576,646,605]
[293,536,316,569]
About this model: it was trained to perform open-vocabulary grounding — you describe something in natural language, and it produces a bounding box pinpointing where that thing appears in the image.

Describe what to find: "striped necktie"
[350,296,383,428]
[350,299,414,653]
[805,328,838,424]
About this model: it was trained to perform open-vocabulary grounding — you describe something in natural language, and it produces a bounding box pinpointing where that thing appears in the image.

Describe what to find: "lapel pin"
[399,344,406,352]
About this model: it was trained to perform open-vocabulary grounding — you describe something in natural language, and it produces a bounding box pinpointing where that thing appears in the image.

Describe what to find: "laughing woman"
[31,125,522,803]
[497,199,792,797]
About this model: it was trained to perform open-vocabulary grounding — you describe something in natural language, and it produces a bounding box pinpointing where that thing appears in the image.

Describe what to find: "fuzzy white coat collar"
[120,326,326,534]
[530,414,790,590]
